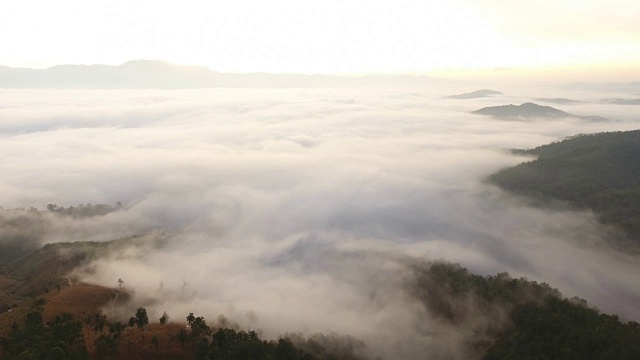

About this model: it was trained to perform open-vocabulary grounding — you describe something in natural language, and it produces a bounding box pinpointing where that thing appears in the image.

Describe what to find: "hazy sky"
[2,0,639,78]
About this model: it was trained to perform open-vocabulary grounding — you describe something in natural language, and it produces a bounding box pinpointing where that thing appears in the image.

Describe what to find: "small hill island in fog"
[446,89,503,99]
[601,98,640,105]
[472,102,608,121]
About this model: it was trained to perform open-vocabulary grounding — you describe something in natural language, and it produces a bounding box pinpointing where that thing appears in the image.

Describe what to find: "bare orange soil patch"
[83,323,193,359]
[43,283,116,322]
[117,323,193,359]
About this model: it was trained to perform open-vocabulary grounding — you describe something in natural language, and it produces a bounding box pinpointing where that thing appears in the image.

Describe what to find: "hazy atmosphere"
[2,1,640,359]
[2,0,640,80]
[2,85,640,358]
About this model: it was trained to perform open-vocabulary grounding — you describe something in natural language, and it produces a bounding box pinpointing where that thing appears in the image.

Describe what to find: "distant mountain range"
[601,98,640,105]
[0,60,452,89]
[472,102,607,121]
[534,97,640,106]
[446,89,502,99]
[534,98,583,105]
[558,81,640,93]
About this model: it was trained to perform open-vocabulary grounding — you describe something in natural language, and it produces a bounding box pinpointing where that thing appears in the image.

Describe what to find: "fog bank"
[2,87,639,358]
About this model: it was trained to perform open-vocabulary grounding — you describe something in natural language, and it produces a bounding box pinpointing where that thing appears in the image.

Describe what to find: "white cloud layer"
[1,86,639,359]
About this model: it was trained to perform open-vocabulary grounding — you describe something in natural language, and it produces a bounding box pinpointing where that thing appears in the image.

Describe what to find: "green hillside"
[489,130,640,241]
[410,262,640,360]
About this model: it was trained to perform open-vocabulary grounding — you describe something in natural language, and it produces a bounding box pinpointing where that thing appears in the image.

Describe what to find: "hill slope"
[447,89,503,99]
[473,102,607,121]
[489,130,640,241]
[409,262,640,360]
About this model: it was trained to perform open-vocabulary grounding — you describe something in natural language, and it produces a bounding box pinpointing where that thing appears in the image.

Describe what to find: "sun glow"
[1,0,639,78]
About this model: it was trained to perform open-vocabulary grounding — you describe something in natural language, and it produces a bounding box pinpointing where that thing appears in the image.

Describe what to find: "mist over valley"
[2,79,640,358]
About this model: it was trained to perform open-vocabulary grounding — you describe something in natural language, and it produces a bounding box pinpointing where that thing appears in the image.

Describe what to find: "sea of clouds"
[1,85,639,358]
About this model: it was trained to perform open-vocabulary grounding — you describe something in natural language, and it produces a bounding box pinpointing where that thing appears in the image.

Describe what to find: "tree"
[1,311,87,359]
[109,321,127,338]
[159,311,169,325]
[95,335,117,359]
[186,313,210,338]
[134,307,149,329]
[93,314,107,334]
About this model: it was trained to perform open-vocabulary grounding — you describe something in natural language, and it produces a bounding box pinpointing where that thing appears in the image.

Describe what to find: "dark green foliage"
[207,328,314,360]
[92,314,108,334]
[85,314,126,359]
[2,307,326,359]
[46,203,120,218]
[489,130,640,241]
[108,321,126,338]
[409,262,560,323]
[180,313,351,359]
[95,335,118,360]
[0,311,87,359]
[186,313,210,339]
[0,210,50,264]
[410,261,640,360]
[288,333,367,360]
[484,297,640,359]
[134,307,149,328]
[159,311,169,325]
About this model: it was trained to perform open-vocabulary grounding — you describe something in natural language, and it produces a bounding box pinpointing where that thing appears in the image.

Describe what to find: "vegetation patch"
[489,130,640,242]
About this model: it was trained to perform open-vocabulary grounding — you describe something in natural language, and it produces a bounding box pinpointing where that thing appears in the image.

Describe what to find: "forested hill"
[489,130,640,240]
[411,262,640,360]
[472,102,608,121]
[2,237,640,359]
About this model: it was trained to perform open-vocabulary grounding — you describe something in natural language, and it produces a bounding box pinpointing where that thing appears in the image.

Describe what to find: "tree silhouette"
[159,311,169,325]
[134,307,149,329]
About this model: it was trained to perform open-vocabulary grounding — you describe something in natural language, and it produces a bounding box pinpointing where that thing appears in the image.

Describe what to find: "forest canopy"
[489,130,640,242]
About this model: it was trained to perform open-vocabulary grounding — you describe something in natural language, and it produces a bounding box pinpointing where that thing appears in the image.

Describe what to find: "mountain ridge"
[472,102,608,121]
[447,89,503,99]
[0,60,452,89]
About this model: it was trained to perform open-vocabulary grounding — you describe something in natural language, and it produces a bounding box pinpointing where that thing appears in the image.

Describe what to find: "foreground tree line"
[0,306,364,360]
[2,262,640,359]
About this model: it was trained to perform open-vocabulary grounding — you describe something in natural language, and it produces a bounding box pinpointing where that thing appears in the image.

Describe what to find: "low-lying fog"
[1,86,639,358]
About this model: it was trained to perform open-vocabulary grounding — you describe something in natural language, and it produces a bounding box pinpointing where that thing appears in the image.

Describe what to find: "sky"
[2,0,639,79]
[2,85,640,358]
